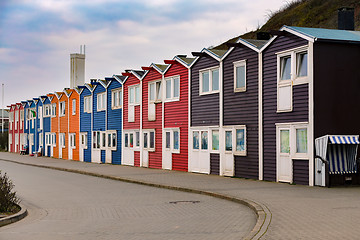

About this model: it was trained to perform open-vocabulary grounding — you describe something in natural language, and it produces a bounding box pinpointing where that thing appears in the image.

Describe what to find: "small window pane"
[281,56,291,80]
[125,134,128,147]
[166,80,171,99]
[130,133,133,148]
[136,131,140,147]
[236,129,245,152]
[102,132,106,147]
[236,65,246,89]
[201,131,208,150]
[297,52,307,77]
[202,72,209,93]
[225,131,232,151]
[296,128,307,153]
[280,130,290,153]
[93,132,97,148]
[193,131,199,150]
[150,131,155,149]
[212,69,219,91]
[129,88,134,104]
[108,133,111,147]
[166,132,170,149]
[212,130,219,151]
[135,86,140,103]
[173,77,179,98]
[112,133,116,147]
[150,83,155,101]
[143,133,148,148]
[156,82,161,100]
[173,131,179,150]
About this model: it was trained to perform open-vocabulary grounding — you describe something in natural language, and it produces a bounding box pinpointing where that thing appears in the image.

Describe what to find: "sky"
[0,0,288,107]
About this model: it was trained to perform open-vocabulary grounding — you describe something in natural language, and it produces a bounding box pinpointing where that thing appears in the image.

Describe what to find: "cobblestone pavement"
[1,152,360,239]
[0,159,255,240]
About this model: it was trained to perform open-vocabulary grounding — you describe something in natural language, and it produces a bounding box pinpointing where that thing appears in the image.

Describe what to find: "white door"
[29,134,33,154]
[79,133,86,162]
[277,127,292,183]
[105,132,112,163]
[59,134,63,159]
[162,131,172,170]
[223,130,234,176]
[189,130,210,174]
[68,135,73,160]
[123,148,134,166]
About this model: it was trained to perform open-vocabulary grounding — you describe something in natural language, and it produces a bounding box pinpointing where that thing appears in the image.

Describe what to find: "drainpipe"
[219,60,224,176]
[140,77,143,167]
[258,52,263,180]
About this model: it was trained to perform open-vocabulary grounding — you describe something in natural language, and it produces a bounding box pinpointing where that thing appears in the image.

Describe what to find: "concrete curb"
[0,158,271,239]
[0,204,28,228]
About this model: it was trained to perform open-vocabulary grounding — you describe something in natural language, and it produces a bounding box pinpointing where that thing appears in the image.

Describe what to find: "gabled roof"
[74,86,83,95]
[153,64,168,72]
[98,79,111,88]
[281,25,360,43]
[207,49,228,58]
[55,92,63,100]
[112,75,127,84]
[175,55,196,66]
[84,83,96,92]
[63,88,73,97]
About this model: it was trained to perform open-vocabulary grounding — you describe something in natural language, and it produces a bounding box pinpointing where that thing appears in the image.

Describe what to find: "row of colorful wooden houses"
[8,24,360,186]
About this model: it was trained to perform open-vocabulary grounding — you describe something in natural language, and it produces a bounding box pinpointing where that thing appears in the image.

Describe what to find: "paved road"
[0,160,255,240]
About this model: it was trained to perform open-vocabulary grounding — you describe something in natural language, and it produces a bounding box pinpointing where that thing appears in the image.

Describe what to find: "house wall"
[59,94,69,159]
[262,33,309,181]
[191,56,220,127]
[28,101,37,154]
[43,98,51,157]
[313,42,360,138]
[36,100,43,154]
[50,95,59,158]
[69,90,80,161]
[17,104,24,152]
[8,107,14,152]
[80,88,92,162]
[223,46,259,179]
[123,75,141,130]
[164,61,189,171]
[142,69,162,169]
[107,79,122,165]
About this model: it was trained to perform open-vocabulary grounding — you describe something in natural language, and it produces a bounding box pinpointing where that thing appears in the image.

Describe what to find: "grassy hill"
[215,0,360,50]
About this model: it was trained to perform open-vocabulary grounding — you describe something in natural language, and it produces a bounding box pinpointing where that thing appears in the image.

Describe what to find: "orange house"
[48,92,62,158]
[67,88,81,161]
[58,90,69,160]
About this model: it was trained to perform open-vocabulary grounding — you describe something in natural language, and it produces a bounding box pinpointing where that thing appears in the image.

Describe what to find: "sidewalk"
[1,152,360,239]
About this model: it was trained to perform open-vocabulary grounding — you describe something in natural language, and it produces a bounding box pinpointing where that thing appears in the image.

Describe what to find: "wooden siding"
[69,90,80,161]
[223,46,259,179]
[49,94,59,159]
[314,42,360,138]
[262,33,309,181]
[191,56,220,126]
[134,151,140,167]
[28,101,37,154]
[80,89,92,162]
[107,80,122,164]
[210,153,220,175]
[59,94,69,160]
[164,61,189,171]
[292,159,309,185]
[8,107,15,152]
[142,69,162,169]
[123,75,141,129]
[92,85,106,131]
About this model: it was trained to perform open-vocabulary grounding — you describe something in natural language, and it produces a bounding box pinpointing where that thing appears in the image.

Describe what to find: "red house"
[8,103,24,153]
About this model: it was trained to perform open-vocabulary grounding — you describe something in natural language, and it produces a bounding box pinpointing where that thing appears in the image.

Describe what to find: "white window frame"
[224,125,247,156]
[44,104,51,117]
[59,101,66,117]
[135,131,140,149]
[51,133,56,147]
[210,128,220,153]
[69,133,76,149]
[199,66,220,95]
[149,80,162,103]
[106,130,117,150]
[59,133,66,148]
[234,60,247,92]
[97,92,106,111]
[292,124,309,159]
[14,111,18,130]
[128,85,140,105]
[72,99,76,115]
[84,96,92,113]
[20,109,24,129]
[93,131,101,149]
[111,88,122,109]
[164,128,180,154]
[39,132,43,147]
[144,129,155,152]
[80,132,88,149]
[51,103,57,117]
[165,76,180,102]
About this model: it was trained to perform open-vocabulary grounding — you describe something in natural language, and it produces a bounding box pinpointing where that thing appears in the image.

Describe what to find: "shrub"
[0,171,20,213]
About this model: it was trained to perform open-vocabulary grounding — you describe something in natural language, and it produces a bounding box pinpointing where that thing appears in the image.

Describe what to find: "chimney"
[256,32,271,40]
[338,7,354,30]
[70,45,86,89]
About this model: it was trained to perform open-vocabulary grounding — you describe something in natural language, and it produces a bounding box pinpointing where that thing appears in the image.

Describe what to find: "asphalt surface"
[0,159,255,240]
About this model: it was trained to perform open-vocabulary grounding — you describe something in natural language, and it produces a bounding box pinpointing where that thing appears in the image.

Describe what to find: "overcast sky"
[1,0,287,107]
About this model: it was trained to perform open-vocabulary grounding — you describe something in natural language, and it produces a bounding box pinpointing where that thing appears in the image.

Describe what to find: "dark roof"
[243,39,269,49]
[154,64,168,72]
[177,56,196,65]
[133,70,145,78]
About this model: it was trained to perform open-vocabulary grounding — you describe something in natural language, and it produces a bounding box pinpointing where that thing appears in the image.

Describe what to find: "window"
[201,131,208,150]
[72,99,76,115]
[39,106,43,130]
[212,130,219,151]
[296,128,307,154]
[101,132,106,148]
[129,85,140,105]
[84,96,92,113]
[39,133,43,147]
[106,131,117,149]
[44,105,50,117]
[143,133,148,148]
[15,111,18,130]
[235,128,246,153]
[165,76,180,101]
[225,131,232,151]
[149,131,155,150]
[193,131,199,150]
[166,131,170,149]
[80,133,87,149]
[20,110,24,130]
[51,103,57,117]
[234,60,246,92]
[60,133,65,148]
[200,67,220,94]
[173,130,179,151]
[69,133,76,148]
[124,133,129,147]
[280,56,291,80]
[112,88,122,109]
[59,102,65,117]
[164,129,180,153]
[296,52,308,78]
[129,133,134,148]
[149,81,162,103]
[52,133,56,146]
[93,131,100,149]
[280,130,290,154]
[135,131,140,147]
[142,130,155,151]
[97,92,106,111]
[112,132,116,147]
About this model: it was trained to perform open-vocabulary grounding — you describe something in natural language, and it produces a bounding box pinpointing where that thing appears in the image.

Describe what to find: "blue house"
[21,101,29,152]
[40,95,52,157]
[27,99,37,154]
